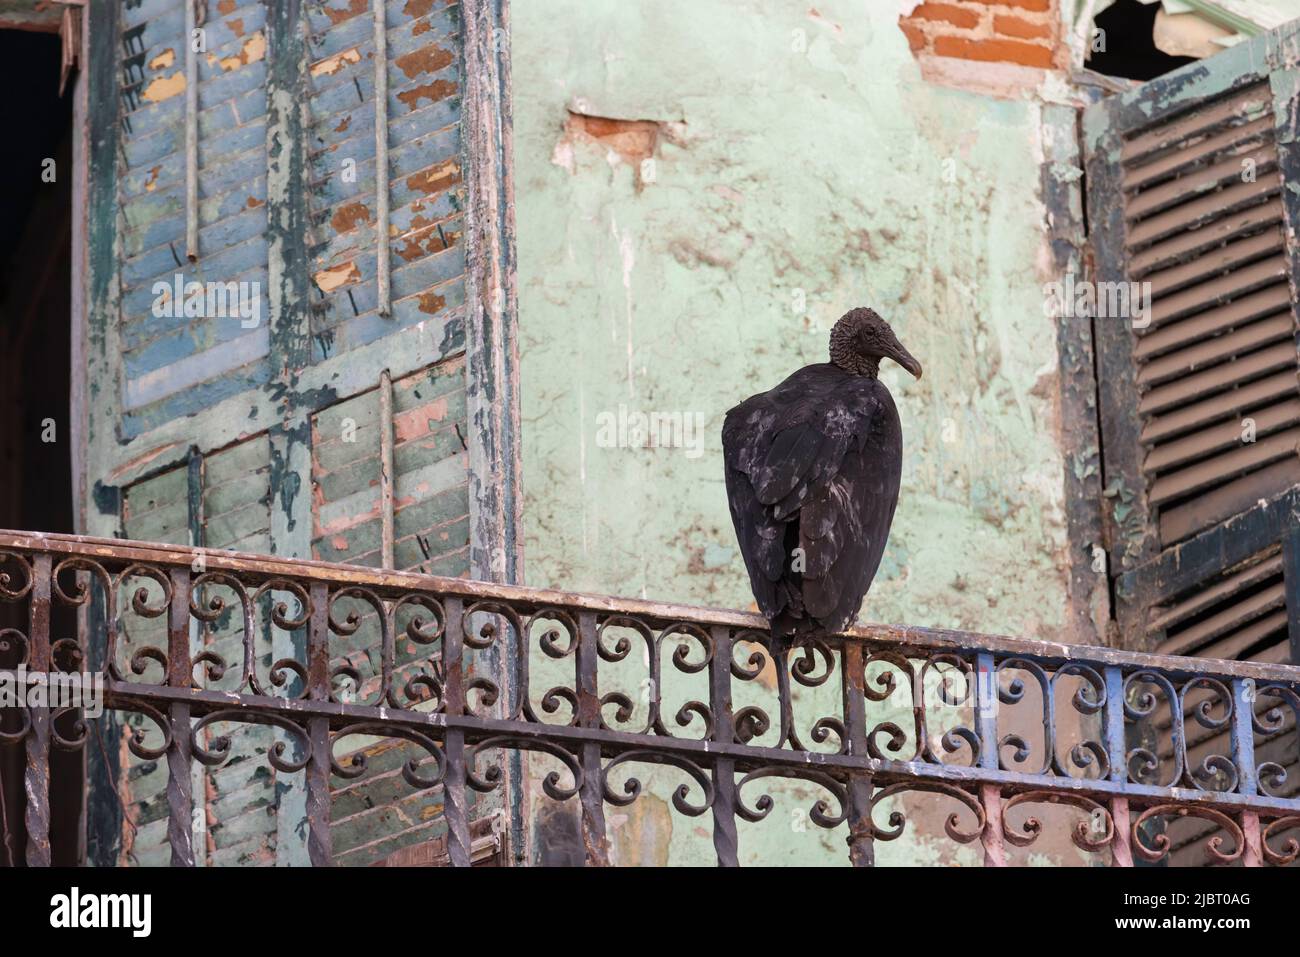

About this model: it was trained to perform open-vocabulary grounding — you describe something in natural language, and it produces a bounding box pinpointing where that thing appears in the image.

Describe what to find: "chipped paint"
[142,71,186,103]
[324,0,370,25]
[314,261,360,292]
[148,49,175,71]
[330,201,373,233]
[418,291,447,315]
[406,159,461,196]
[394,44,455,79]
[311,47,362,77]
[405,0,439,18]
[210,31,266,72]
[396,79,457,110]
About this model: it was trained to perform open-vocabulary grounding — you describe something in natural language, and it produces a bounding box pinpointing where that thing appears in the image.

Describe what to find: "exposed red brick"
[967,0,1051,11]
[994,14,1052,40]
[567,113,661,166]
[909,3,982,29]
[899,19,929,52]
[933,34,1053,68]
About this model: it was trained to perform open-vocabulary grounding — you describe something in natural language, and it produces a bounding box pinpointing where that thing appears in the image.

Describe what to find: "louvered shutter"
[80,0,517,866]
[120,438,278,866]
[1083,23,1300,651]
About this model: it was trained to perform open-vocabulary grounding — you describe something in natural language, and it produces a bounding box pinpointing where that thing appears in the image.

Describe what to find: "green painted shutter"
[1082,25,1300,861]
[81,0,518,866]
[1083,23,1300,653]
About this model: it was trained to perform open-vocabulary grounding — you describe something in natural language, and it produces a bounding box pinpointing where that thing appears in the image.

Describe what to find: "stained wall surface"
[511,0,1087,864]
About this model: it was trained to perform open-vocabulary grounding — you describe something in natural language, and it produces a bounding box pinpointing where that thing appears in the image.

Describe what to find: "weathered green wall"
[511,0,1078,864]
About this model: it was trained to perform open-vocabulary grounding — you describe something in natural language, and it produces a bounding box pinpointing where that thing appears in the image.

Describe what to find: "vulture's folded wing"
[723,366,902,630]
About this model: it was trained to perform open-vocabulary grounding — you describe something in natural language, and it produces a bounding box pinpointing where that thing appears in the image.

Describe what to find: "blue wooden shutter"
[81,0,518,866]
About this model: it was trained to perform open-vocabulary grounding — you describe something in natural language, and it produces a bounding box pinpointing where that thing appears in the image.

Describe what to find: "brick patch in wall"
[900,0,1061,71]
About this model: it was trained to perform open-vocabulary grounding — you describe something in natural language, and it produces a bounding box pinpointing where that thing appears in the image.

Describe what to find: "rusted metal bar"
[841,641,874,867]
[577,611,610,866]
[165,568,195,867]
[441,597,471,867]
[60,674,1300,820]
[9,530,1300,687]
[1104,664,1128,786]
[976,651,1000,772]
[24,554,51,867]
[1105,667,1134,866]
[1231,676,1258,797]
[372,0,390,316]
[1111,798,1134,867]
[305,582,332,866]
[981,784,1006,867]
[976,653,1006,867]
[1242,809,1263,866]
[185,448,206,867]
[4,532,1300,868]
[708,625,738,867]
[379,370,395,568]
[184,0,200,261]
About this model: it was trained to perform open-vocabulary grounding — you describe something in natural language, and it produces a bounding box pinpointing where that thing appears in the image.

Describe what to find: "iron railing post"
[576,611,610,866]
[305,582,333,866]
[976,651,1005,866]
[165,567,194,867]
[1232,676,1261,865]
[1105,664,1133,867]
[24,553,51,867]
[709,625,739,866]
[442,597,473,866]
[841,641,874,867]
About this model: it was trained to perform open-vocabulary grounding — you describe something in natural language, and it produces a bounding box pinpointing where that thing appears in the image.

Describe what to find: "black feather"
[722,360,904,655]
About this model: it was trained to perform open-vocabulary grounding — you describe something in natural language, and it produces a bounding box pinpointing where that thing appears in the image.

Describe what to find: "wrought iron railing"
[1,530,1298,866]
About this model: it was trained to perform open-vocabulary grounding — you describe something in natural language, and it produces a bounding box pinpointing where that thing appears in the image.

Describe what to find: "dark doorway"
[1086,0,1200,82]
[0,29,78,867]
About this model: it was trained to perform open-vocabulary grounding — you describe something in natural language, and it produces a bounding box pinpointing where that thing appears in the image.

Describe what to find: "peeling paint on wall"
[513,0,1082,864]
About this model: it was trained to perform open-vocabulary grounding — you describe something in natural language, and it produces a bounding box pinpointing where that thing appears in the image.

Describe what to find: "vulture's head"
[829,307,923,380]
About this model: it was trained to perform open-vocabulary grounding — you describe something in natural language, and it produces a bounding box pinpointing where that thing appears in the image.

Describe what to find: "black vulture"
[722,307,921,655]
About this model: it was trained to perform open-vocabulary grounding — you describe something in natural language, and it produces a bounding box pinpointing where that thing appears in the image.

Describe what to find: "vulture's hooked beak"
[886,341,923,380]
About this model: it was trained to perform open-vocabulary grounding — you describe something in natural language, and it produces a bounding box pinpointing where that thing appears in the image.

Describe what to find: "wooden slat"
[1197,609,1288,660]
[1130,200,1283,277]
[1144,228,1284,300]
[1155,581,1285,656]
[1148,256,1289,330]
[1159,456,1300,544]
[1121,83,1272,164]
[1124,144,1278,221]
[1144,398,1300,473]
[1141,370,1298,443]
[1147,429,1300,505]
[1137,312,1295,386]
[1134,284,1292,359]
[1127,177,1281,250]
[1122,114,1274,193]
[1246,639,1293,664]
[1148,552,1283,634]
[1138,340,1297,415]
